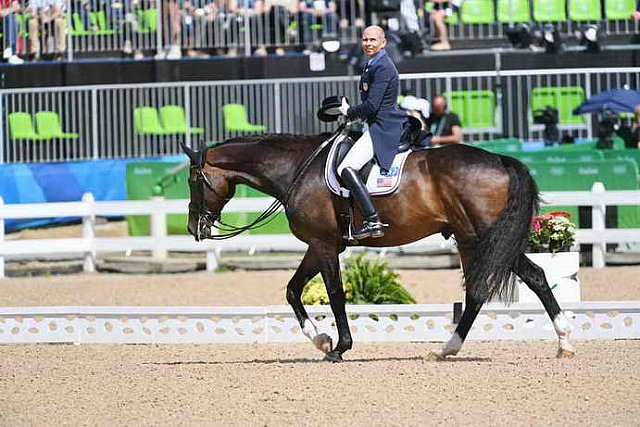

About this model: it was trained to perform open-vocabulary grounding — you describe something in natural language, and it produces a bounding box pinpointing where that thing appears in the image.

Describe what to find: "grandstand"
[0,0,639,265]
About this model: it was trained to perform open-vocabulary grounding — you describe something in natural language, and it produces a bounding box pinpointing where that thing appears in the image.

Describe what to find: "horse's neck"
[211,139,317,200]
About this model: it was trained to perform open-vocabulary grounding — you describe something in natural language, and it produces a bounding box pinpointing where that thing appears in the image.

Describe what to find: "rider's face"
[362,29,386,59]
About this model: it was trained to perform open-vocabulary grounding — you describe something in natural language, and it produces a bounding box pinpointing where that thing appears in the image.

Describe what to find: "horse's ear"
[180,142,197,164]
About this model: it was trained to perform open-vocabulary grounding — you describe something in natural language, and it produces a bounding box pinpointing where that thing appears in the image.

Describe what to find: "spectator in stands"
[213,0,242,57]
[299,0,338,47]
[235,0,271,56]
[267,0,297,55]
[28,0,67,60]
[1,0,24,64]
[163,0,183,59]
[337,0,365,32]
[631,105,640,148]
[424,94,462,145]
[181,0,214,57]
[429,0,451,51]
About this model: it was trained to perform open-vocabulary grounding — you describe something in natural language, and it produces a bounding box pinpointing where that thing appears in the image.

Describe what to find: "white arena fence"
[0,302,638,344]
[1,184,639,278]
[2,68,640,163]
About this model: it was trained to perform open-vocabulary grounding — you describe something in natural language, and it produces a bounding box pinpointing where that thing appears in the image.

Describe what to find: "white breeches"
[337,130,374,175]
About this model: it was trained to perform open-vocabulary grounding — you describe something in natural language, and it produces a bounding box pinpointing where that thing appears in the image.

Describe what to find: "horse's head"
[180,142,234,241]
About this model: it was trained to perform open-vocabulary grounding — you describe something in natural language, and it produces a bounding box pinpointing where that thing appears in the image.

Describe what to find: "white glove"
[338,97,350,116]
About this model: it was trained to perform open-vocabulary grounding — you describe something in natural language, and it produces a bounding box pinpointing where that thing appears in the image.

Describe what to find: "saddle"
[325,116,430,198]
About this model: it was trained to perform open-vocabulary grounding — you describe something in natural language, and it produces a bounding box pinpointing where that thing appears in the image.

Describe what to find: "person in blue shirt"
[337,25,407,240]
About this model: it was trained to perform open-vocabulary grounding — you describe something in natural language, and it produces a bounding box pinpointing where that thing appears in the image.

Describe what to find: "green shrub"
[300,254,415,305]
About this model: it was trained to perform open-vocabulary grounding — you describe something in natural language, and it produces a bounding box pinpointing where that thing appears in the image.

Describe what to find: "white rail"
[1,184,639,277]
[0,302,638,344]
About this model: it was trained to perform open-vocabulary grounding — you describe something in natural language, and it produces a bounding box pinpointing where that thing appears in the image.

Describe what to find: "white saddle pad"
[324,134,412,198]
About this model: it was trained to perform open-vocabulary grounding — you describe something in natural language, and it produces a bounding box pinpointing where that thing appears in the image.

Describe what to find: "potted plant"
[517,211,581,303]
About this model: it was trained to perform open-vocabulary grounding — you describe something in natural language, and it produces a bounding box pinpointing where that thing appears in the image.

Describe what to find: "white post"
[591,182,606,269]
[206,248,220,272]
[0,196,5,278]
[82,193,96,273]
[150,196,168,260]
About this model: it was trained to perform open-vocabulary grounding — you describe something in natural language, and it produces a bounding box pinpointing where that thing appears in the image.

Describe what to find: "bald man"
[337,25,407,240]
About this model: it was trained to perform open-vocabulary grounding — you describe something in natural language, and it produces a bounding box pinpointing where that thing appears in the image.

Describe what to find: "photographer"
[631,105,640,149]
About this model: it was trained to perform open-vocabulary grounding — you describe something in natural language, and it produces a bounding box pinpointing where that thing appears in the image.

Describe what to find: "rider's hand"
[338,97,350,116]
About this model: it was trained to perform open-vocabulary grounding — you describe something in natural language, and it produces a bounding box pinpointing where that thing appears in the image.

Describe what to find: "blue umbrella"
[573,89,640,115]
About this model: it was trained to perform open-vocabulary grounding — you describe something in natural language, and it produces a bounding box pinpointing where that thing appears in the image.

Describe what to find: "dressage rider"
[338,25,407,240]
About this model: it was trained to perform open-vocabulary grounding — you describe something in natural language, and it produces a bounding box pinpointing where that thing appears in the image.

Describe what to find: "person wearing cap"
[336,25,406,240]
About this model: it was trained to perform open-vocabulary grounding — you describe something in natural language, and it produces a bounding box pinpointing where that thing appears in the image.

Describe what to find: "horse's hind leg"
[428,252,485,360]
[514,253,575,358]
[286,248,332,354]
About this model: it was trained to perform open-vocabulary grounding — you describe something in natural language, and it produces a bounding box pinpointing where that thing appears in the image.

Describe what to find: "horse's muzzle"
[190,211,219,241]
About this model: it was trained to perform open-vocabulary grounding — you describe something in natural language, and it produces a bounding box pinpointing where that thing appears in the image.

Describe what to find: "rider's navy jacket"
[346,49,407,171]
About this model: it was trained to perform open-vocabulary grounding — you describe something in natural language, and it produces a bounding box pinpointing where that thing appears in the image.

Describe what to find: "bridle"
[189,123,346,240]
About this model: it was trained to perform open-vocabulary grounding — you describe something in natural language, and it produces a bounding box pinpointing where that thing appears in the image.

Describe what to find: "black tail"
[464,155,540,303]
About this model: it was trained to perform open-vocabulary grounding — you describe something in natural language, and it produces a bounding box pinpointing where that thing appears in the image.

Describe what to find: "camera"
[533,106,560,145]
[596,108,620,149]
[533,106,559,126]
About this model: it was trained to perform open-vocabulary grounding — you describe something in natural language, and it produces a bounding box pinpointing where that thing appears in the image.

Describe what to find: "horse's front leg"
[315,243,352,362]
[286,248,333,354]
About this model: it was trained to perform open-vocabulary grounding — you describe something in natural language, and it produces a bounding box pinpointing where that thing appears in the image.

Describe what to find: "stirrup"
[352,220,388,240]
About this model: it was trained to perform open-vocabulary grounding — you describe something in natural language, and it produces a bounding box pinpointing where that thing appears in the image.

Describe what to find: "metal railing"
[1,67,639,163]
[2,0,638,62]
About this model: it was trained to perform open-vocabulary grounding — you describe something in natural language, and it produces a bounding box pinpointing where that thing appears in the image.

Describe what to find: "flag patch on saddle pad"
[376,177,394,187]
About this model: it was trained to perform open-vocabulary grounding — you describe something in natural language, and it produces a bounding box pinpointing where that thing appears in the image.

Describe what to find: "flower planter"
[516,251,581,303]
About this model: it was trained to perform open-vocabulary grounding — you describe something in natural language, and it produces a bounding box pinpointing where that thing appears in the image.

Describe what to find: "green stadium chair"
[605,0,636,20]
[135,8,158,33]
[8,112,47,140]
[71,13,92,36]
[222,104,267,133]
[134,107,169,135]
[92,11,116,35]
[159,105,205,135]
[530,87,586,126]
[533,0,567,21]
[497,0,532,23]
[15,14,31,38]
[34,112,79,139]
[461,0,496,24]
[569,0,603,21]
[444,90,497,128]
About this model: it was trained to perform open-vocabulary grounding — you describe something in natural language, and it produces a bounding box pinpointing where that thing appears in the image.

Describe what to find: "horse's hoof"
[556,348,576,359]
[323,351,343,363]
[312,333,333,354]
[425,351,446,362]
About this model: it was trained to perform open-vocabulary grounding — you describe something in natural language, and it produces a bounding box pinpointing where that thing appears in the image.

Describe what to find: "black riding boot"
[340,167,386,240]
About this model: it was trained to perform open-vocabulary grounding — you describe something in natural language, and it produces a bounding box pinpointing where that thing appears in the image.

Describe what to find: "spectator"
[162,0,183,59]
[631,105,640,148]
[299,0,338,47]
[429,0,451,51]
[182,0,214,57]
[1,0,23,64]
[424,94,462,145]
[28,0,67,60]
[266,0,297,55]
[235,0,271,56]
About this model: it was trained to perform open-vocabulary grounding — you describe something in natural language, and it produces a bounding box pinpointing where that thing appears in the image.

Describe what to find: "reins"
[197,124,346,240]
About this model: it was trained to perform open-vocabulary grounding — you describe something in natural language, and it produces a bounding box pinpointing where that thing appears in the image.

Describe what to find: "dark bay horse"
[180,132,576,362]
